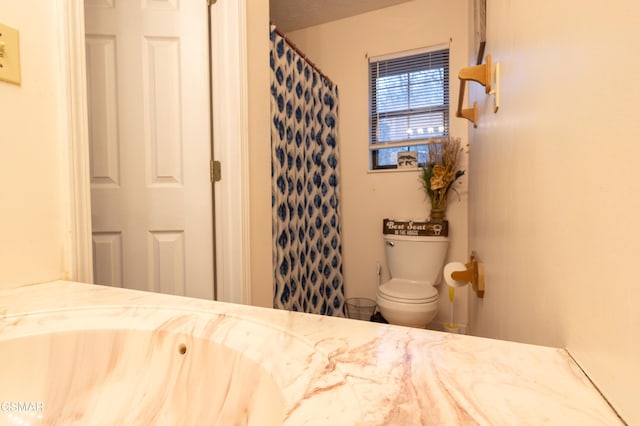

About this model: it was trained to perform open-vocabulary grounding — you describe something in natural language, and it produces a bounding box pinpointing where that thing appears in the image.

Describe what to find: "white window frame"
[369,45,450,170]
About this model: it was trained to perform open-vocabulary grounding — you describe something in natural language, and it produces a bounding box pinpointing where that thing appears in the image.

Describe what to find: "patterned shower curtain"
[269,27,345,316]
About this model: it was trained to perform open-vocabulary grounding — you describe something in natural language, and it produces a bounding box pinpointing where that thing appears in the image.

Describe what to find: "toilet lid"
[378,278,438,304]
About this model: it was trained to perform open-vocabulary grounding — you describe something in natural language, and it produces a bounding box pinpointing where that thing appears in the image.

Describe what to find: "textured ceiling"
[270,0,414,32]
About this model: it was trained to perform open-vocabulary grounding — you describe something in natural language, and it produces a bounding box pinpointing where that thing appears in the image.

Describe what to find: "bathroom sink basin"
[0,306,363,425]
[0,329,285,425]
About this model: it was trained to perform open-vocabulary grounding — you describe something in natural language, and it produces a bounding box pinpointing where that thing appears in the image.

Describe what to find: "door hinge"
[211,160,221,182]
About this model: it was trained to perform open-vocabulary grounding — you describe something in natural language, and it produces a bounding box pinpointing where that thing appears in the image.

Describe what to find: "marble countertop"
[0,281,622,425]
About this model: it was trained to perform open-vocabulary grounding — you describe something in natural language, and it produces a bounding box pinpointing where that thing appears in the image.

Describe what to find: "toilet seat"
[378,278,438,304]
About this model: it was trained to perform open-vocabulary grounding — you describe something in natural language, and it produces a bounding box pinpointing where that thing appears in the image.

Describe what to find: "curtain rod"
[271,24,334,86]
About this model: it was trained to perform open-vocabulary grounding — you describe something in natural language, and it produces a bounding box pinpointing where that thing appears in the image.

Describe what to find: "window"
[369,46,450,169]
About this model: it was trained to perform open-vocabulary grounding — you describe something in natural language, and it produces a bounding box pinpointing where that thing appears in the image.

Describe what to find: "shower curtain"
[269,27,345,316]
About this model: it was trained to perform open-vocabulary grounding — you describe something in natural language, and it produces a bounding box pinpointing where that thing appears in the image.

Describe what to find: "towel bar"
[456,55,497,128]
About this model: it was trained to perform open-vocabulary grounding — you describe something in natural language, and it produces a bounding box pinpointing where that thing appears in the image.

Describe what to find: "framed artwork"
[473,0,486,65]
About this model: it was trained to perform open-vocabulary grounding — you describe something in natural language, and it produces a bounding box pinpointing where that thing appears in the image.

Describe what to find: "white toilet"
[376,233,449,328]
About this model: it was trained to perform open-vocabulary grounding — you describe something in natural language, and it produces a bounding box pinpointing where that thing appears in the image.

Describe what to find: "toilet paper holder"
[450,252,485,298]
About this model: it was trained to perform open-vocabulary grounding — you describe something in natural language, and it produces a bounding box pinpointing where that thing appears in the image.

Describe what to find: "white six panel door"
[85,0,214,299]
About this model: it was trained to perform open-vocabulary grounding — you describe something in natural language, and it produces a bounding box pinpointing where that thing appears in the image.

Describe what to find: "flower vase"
[429,207,446,223]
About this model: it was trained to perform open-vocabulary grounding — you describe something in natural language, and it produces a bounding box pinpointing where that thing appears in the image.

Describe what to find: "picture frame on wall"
[474,0,486,65]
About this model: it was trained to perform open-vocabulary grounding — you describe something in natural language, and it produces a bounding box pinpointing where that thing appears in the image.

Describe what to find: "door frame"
[58,0,252,304]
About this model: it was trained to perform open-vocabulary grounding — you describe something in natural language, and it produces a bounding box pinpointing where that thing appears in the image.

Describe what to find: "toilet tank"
[383,234,449,284]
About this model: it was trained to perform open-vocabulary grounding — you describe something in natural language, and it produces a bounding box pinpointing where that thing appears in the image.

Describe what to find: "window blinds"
[369,47,450,148]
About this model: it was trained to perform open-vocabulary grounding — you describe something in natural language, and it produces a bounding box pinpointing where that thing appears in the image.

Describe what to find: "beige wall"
[469,0,640,422]
[0,1,67,288]
[285,0,470,327]
[246,0,274,307]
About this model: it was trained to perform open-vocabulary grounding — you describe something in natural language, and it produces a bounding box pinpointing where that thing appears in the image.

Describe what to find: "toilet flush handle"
[385,241,395,247]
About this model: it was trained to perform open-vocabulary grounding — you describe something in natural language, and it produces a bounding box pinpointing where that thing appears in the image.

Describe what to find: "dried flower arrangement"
[419,137,465,222]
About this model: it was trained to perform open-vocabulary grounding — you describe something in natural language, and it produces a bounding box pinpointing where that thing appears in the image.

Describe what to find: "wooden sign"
[383,219,448,237]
